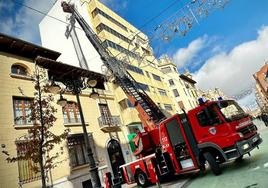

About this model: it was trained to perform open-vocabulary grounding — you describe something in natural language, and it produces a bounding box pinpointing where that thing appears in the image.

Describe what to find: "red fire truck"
[61,3,262,187]
[119,99,262,187]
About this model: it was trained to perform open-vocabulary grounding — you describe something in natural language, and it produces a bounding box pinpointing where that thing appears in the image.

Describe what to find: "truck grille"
[238,124,257,136]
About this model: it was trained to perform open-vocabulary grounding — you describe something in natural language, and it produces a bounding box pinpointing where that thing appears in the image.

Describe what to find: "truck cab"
[188,100,262,167]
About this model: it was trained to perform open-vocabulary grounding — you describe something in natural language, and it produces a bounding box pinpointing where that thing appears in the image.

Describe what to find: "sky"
[1,0,268,109]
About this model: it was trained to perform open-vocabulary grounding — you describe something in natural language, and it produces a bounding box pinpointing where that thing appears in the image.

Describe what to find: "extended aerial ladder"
[62,2,166,156]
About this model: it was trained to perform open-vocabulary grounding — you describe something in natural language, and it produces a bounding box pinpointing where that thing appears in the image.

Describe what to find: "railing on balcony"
[98,116,121,133]
[64,118,82,125]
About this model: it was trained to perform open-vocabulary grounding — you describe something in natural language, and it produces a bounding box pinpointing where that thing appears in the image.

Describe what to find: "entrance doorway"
[107,139,125,177]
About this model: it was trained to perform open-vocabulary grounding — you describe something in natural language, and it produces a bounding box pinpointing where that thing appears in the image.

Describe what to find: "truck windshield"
[217,100,247,122]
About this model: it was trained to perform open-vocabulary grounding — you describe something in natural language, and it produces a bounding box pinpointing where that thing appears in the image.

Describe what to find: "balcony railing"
[98,116,121,133]
[64,118,82,124]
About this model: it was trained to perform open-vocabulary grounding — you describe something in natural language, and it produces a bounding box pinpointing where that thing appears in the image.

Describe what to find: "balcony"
[98,116,121,133]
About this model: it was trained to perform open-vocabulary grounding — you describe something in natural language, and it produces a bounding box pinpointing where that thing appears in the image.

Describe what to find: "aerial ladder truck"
[61,2,263,187]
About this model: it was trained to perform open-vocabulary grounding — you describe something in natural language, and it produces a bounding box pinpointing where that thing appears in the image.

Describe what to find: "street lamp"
[47,80,61,94]
[89,88,99,99]
[87,79,97,87]
[57,94,67,107]
[47,77,101,187]
[36,56,106,188]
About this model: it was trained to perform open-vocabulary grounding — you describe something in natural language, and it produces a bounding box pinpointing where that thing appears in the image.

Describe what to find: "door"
[195,104,230,146]
[107,139,125,177]
[165,117,196,170]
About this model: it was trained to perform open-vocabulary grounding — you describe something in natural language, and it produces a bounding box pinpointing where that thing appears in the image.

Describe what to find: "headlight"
[238,132,244,138]
[242,143,249,150]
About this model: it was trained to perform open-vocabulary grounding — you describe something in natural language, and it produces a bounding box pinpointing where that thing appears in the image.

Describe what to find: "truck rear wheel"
[203,152,222,175]
[135,170,149,187]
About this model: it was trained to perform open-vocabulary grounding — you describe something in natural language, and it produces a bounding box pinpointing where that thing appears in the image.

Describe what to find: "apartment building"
[254,63,268,113]
[40,0,176,134]
[159,55,199,112]
[198,87,230,101]
[0,33,132,188]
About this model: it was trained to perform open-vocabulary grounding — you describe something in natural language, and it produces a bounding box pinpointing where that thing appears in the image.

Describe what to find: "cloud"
[193,26,268,99]
[172,36,207,68]
[0,0,54,44]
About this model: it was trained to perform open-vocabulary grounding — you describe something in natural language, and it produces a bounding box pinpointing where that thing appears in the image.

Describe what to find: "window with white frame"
[164,104,173,111]
[158,89,167,96]
[173,89,180,97]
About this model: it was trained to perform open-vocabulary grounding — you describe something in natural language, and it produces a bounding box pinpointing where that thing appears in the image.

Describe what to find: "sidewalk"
[121,173,194,188]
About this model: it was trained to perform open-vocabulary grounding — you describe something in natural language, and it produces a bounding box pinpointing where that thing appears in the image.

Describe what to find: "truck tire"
[203,152,222,175]
[198,162,206,175]
[135,170,149,187]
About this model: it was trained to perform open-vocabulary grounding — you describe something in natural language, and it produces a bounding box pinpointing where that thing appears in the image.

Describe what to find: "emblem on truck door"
[209,127,217,135]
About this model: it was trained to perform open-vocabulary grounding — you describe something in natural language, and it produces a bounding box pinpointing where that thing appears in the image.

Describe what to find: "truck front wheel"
[135,170,149,187]
[203,152,222,175]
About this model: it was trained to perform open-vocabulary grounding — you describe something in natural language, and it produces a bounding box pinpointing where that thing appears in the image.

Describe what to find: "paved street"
[187,120,268,188]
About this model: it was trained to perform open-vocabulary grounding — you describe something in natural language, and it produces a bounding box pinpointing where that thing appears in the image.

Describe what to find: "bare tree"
[2,66,70,188]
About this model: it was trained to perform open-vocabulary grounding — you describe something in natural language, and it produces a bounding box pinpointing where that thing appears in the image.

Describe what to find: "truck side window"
[197,106,221,126]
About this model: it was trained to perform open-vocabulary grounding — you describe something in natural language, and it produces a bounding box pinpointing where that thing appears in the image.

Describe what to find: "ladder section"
[62,2,166,124]
[119,77,165,123]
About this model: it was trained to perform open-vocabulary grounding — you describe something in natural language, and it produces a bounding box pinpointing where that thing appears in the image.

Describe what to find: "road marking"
[250,166,260,171]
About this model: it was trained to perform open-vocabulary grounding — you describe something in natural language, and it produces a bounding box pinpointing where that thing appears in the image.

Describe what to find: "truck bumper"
[224,134,262,160]
[236,133,262,156]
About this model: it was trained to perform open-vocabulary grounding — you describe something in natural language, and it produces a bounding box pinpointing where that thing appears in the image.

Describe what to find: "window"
[127,64,144,75]
[98,103,112,125]
[103,40,139,60]
[189,100,193,108]
[13,97,32,125]
[173,67,177,72]
[119,99,134,111]
[169,79,175,86]
[96,23,131,43]
[91,8,127,31]
[128,123,144,134]
[68,134,98,168]
[16,141,40,184]
[183,88,188,96]
[164,104,173,111]
[158,89,167,96]
[188,90,192,97]
[173,89,180,97]
[127,99,134,108]
[191,91,195,98]
[218,100,247,122]
[63,102,81,124]
[196,105,221,126]
[152,74,161,81]
[141,47,151,55]
[178,101,185,109]
[160,67,172,74]
[145,71,150,78]
[137,82,150,91]
[11,65,27,76]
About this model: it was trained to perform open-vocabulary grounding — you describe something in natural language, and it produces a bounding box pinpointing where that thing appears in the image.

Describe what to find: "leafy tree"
[1,67,70,188]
